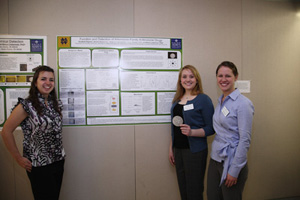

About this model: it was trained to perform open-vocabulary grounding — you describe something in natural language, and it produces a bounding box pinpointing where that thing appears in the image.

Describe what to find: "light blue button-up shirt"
[211,89,254,186]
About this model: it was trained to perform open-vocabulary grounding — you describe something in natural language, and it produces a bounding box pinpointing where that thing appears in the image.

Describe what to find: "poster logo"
[171,39,182,49]
[58,36,71,48]
[31,39,43,52]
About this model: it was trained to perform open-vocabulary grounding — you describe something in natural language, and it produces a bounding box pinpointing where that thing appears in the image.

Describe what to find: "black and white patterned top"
[16,93,65,167]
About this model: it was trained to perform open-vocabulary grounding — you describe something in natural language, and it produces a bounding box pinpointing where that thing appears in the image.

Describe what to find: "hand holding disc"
[172,116,183,127]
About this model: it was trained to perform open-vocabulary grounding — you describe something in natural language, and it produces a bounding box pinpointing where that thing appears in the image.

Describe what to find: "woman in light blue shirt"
[207,61,254,200]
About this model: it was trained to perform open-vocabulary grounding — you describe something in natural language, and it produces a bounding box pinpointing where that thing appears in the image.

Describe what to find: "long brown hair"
[172,65,203,103]
[27,65,61,116]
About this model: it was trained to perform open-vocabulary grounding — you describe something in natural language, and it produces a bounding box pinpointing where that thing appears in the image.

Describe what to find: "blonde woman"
[169,65,214,200]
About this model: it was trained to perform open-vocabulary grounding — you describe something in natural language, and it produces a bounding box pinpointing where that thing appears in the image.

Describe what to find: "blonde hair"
[172,65,203,103]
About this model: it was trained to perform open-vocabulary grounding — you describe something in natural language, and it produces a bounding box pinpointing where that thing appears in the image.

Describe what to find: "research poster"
[0,35,47,127]
[57,36,182,125]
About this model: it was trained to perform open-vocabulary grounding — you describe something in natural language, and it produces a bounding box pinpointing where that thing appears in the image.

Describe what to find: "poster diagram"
[57,36,182,125]
[0,35,47,127]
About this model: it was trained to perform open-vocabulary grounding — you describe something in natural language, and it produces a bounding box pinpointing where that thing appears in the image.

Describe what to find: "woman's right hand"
[168,143,175,166]
[16,156,32,172]
[1,104,31,172]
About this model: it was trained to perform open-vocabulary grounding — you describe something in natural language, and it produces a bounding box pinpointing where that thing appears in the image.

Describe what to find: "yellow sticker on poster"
[17,76,27,82]
[57,36,71,48]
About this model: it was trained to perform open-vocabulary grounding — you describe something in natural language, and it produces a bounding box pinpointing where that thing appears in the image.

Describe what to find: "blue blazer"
[171,93,215,153]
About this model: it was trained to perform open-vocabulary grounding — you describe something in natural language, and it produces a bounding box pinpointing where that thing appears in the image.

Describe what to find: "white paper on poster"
[59,49,91,68]
[59,69,85,89]
[86,69,119,90]
[157,92,175,114]
[0,38,30,52]
[71,37,171,49]
[5,88,29,118]
[121,92,155,115]
[120,50,181,70]
[0,89,4,124]
[87,91,119,116]
[59,89,86,105]
[60,88,86,125]
[87,115,171,125]
[92,49,119,67]
[120,71,178,91]
[0,54,42,72]
[59,69,86,125]
[235,80,251,93]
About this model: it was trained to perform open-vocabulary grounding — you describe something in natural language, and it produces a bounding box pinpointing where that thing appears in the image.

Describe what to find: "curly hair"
[27,65,61,116]
[172,65,204,103]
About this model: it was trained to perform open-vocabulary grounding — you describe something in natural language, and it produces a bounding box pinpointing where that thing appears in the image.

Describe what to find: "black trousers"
[174,148,208,200]
[207,158,248,200]
[27,159,65,200]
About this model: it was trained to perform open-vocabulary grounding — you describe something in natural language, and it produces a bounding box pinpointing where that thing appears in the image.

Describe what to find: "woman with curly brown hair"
[1,65,65,200]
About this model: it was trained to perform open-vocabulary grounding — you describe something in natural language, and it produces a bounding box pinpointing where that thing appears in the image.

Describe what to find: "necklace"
[184,95,193,100]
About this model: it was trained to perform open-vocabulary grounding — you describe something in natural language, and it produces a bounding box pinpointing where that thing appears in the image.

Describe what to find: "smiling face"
[216,66,238,96]
[35,71,55,98]
[180,69,197,92]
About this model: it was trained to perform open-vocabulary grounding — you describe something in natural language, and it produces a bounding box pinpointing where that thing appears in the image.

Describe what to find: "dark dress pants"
[207,158,248,200]
[175,148,208,200]
[27,159,65,200]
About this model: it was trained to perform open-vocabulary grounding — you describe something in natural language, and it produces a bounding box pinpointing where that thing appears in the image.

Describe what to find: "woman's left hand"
[225,173,238,187]
[180,124,192,136]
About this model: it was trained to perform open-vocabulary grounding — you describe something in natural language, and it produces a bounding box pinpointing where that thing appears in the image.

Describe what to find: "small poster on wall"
[0,35,47,127]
